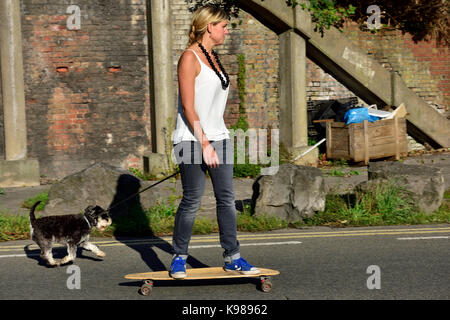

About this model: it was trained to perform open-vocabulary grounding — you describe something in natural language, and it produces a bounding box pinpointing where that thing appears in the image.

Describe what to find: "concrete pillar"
[0,0,39,187]
[144,0,174,176]
[279,30,317,165]
[0,0,27,161]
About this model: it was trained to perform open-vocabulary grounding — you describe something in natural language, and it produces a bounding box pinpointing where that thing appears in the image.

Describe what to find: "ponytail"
[189,24,197,47]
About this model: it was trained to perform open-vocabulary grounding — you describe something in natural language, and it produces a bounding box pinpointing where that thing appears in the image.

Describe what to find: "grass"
[298,183,450,227]
[21,192,48,211]
[237,206,288,232]
[0,214,30,241]
[323,168,361,177]
[0,186,449,242]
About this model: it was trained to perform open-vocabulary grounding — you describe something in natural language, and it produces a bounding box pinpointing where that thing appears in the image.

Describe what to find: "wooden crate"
[326,117,407,164]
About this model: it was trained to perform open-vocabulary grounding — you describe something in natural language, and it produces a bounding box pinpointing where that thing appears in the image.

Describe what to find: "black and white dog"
[30,201,112,266]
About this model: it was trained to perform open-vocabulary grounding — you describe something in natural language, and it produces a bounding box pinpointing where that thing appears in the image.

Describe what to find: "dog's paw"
[96,250,106,258]
[47,260,60,267]
[61,256,74,265]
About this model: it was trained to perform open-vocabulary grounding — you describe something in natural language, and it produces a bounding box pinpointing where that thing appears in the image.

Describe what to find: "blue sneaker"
[170,256,186,279]
[224,257,260,275]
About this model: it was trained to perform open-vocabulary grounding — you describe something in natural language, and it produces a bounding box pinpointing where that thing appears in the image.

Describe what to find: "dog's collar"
[84,216,92,229]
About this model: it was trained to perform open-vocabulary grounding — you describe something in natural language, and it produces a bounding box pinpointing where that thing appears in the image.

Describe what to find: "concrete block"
[143,152,170,179]
[0,159,40,187]
[289,146,319,167]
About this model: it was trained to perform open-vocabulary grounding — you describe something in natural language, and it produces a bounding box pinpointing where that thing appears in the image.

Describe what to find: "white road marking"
[0,241,301,259]
[0,254,36,258]
[397,236,449,240]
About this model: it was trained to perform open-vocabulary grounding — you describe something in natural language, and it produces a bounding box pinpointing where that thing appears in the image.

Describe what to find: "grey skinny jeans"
[172,139,240,262]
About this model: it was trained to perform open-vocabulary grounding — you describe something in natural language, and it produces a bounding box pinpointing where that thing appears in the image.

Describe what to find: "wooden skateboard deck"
[125,267,280,295]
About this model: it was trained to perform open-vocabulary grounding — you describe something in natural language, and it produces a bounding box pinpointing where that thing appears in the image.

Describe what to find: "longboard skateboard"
[125,267,280,296]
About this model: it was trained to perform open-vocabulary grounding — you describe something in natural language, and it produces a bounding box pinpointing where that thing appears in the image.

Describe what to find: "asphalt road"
[0,224,448,302]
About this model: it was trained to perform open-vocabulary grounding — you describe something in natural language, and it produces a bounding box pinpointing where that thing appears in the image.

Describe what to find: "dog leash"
[83,215,92,229]
[106,169,180,213]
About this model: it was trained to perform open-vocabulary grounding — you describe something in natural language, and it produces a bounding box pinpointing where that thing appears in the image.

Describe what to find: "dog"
[29,201,112,267]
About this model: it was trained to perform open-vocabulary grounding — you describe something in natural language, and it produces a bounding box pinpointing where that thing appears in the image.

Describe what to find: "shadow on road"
[24,244,103,267]
[109,174,209,273]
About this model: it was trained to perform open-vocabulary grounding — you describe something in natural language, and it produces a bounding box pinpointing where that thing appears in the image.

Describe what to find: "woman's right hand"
[202,143,220,168]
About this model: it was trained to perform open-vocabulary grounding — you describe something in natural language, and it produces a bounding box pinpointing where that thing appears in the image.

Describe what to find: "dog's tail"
[29,201,41,225]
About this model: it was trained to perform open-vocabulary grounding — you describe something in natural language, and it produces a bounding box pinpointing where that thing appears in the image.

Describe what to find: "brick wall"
[306,58,355,101]
[237,13,279,129]
[342,22,449,113]
[19,0,151,178]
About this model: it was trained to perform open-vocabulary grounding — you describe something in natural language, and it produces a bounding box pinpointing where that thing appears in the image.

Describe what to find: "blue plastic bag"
[344,108,380,125]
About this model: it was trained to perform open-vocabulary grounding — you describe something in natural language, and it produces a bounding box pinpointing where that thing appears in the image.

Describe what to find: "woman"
[170,5,259,279]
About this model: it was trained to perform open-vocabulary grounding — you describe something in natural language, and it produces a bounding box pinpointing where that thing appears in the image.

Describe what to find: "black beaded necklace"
[197,42,230,90]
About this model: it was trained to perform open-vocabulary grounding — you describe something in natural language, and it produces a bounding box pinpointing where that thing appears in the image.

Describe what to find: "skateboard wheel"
[260,277,272,293]
[140,280,153,296]
[140,284,152,296]
[261,281,272,293]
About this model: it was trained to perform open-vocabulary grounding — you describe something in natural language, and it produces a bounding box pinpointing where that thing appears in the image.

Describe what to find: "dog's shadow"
[24,245,103,268]
[109,174,208,275]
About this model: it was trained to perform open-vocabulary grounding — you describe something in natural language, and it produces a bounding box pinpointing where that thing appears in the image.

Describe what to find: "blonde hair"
[187,5,228,47]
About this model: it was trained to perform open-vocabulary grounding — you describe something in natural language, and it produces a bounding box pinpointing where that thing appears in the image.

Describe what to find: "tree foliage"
[336,0,449,46]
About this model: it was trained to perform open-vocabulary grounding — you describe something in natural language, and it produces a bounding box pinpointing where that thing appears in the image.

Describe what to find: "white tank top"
[172,49,230,144]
